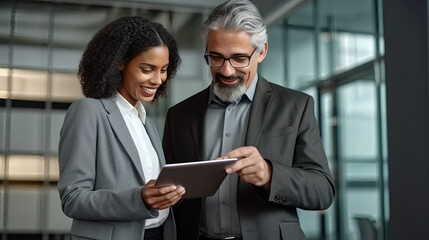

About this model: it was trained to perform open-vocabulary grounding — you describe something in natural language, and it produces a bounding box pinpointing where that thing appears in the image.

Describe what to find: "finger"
[147,186,185,203]
[149,188,186,209]
[224,146,254,159]
[236,164,258,176]
[153,193,184,209]
[143,183,180,207]
[238,162,272,187]
[156,185,179,195]
[226,156,258,173]
[226,159,246,173]
[146,179,156,187]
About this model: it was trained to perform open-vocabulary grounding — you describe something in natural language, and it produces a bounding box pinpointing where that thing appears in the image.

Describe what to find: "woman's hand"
[141,180,185,210]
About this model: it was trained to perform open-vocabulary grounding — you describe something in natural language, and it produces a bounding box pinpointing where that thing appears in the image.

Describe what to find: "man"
[162,0,335,239]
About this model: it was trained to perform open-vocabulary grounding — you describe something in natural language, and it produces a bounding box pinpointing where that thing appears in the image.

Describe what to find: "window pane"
[287,28,316,88]
[11,69,48,100]
[319,0,376,77]
[0,155,4,180]
[0,68,9,98]
[52,7,105,50]
[7,187,41,231]
[52,48,82,71]
[46,186,72,231]
[15,6,50,42]
[338,80,380,239]
[0,106,5,152]
[8,155,45,181]
[0,44,10,67]
[335,32,375,72]
[49,156,60,181]
[259,23,286,86]
[0,4,11,66]
[320,91,338,239]
[52,72,83,102]
[48,109,66,154]
[286,3,315,88]
[12,45,49,69]
[10,108,44,153]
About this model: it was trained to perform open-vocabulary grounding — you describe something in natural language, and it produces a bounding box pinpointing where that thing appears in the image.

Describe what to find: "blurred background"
[0,0,426,239]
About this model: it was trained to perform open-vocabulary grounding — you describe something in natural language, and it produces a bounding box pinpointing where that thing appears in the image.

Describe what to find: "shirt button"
[225,133,230,137]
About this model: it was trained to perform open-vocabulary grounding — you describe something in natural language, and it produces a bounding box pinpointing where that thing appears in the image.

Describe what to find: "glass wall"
[0,1,208,239]
[259,0,387,239]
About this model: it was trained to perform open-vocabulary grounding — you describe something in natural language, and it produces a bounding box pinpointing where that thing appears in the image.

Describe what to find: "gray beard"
[213,80,246,103]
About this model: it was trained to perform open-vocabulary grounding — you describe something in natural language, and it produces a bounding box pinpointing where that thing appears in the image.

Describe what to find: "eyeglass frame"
[204,48,257,68]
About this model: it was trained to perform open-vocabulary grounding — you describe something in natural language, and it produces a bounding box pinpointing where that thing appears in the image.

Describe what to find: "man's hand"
[141,180,185,210]
[223,146,272,189]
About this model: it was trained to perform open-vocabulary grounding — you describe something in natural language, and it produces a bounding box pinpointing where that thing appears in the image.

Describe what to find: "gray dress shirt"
[200,75,258,238]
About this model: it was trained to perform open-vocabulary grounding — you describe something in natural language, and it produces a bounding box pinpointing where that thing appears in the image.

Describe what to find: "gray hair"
[201,0,267,52]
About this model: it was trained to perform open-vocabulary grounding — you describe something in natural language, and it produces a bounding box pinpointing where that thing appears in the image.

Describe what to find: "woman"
[58,16,184,240]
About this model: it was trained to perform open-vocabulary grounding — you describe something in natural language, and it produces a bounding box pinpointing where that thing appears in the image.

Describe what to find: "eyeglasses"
[204,48,256,68]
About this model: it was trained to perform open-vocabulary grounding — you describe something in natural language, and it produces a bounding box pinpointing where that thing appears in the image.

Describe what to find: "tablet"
[154,158,238,199]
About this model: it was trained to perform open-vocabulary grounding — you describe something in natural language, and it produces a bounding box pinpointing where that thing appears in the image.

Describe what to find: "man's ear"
[257,42,268,63]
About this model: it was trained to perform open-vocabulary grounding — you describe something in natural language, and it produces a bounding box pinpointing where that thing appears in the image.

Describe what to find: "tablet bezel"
[154,158,238,199]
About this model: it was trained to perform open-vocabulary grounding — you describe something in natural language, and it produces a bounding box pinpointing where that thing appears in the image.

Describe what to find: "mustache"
[214,73,244,83]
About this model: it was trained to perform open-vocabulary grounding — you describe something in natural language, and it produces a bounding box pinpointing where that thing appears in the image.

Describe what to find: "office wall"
[384,0,429,239]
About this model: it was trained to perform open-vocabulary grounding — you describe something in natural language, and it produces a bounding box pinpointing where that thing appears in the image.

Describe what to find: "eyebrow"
[139,63,169,68]
[208,50,250,57]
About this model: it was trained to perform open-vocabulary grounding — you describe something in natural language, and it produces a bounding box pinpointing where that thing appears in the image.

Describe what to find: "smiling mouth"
[141,86,157,93]
[215,73,244,86]
[221,78,239,84]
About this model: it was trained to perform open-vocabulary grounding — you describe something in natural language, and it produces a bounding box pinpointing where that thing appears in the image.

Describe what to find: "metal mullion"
[374,0,387,239]
[40,3,55,240]
[3,2,16,239]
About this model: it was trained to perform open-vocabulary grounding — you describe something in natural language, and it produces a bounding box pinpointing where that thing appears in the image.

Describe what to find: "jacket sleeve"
[265,96,335,210]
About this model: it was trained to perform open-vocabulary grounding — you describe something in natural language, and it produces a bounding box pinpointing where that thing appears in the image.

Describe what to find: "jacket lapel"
[191,88,210,161]
[245,76,273,146]
[100,98,145,183]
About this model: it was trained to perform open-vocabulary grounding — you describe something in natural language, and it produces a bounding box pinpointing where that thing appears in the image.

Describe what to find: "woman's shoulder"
[72,97,101,106]
[67,98,106,115]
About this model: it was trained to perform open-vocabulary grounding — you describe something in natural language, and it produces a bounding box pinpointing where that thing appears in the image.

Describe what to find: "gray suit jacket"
[163,76,335,240]
[58,97,176,240]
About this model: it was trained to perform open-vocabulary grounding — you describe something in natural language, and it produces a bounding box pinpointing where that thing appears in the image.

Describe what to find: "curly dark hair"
[78,16,181,101]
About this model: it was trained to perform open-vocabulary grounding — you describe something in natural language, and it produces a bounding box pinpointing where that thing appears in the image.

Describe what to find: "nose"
[151,71,164,85]
[218,59,236,77]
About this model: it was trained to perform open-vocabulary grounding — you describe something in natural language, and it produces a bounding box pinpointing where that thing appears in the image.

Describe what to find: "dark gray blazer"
[163,76,335,240]
[58,97,176,240]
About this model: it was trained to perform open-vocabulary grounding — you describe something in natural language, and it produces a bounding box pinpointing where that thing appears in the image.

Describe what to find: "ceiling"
[35,0,306,26]
[0,0,373,51]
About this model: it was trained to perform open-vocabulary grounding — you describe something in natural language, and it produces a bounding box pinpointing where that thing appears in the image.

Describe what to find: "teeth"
[142,86,157,93]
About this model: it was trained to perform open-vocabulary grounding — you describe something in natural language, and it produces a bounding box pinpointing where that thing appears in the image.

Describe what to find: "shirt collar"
[115,92,146,124]
[208,73,259,106]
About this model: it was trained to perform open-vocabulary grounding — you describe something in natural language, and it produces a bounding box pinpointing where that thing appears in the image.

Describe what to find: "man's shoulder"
[168,87,210,112]
[262,79,310,101]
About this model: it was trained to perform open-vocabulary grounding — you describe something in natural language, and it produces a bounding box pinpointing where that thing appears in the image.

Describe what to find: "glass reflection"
[338,80,380,239]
